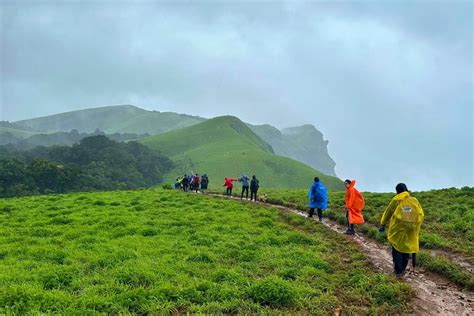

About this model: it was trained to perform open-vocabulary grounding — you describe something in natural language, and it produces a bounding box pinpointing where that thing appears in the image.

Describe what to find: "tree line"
[0,135,173,197]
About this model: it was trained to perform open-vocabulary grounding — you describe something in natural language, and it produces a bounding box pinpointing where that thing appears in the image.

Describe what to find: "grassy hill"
[141,116,343,190]
[14,105,205,134]
[0,188,411,314]
[11,105,338,176]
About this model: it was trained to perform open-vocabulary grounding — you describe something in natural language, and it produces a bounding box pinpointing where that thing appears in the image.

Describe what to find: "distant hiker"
[240,174,250,199]
[223,177,238,196]
[192,174,201,192]
[344,179,365,235]
[182,175,189,192]
[174,178,181,189]
[308,177,328,221]
[250,175,260,201]
[201,174,209,190]
[379,183,424,278]
[189,174,195,190]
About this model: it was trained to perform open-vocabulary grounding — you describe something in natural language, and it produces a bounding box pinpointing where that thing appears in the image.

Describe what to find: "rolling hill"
[141,116,343,190]
[11,105,338,176]
[14,105,205,134]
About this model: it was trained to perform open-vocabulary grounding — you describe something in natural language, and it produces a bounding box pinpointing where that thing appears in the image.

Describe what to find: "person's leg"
[309,208,315,218]
[346,209,350,229]
[230,188,233,196]
[241,187,245,199]
[400,252,410,275]
[317,208,323,221]
[392,247,408,277]
[412,253,417,272]
[245,186,249,199]
[392,246,402,275]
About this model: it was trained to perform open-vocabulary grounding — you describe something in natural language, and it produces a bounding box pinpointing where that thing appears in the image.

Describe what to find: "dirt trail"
[208,193,474,315]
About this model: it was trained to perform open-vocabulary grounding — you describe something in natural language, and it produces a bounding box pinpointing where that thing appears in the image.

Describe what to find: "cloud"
[1,0,472,191]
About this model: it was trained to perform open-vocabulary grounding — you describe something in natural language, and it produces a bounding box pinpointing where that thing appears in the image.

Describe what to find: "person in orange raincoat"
[344,179,365,235]
[223,177,238,196]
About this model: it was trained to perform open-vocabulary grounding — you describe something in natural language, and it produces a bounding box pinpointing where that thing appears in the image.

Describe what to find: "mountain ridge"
[10,104,337,176]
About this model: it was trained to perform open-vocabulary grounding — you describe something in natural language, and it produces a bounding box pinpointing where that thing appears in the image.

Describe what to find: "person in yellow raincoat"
[379,183,424,277]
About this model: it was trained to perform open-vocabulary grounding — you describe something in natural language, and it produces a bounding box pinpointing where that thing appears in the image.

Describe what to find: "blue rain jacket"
[308,182,328,209]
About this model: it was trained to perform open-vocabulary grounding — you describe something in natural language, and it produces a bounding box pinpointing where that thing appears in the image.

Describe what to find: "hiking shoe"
[318,217,323,222]
[345,229,355,235]
[396,271,406,278]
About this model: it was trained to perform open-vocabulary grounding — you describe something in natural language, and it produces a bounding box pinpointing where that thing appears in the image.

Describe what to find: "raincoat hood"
[393,191,410,201]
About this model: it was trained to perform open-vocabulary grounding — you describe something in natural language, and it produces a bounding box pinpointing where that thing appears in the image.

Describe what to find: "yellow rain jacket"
[380,192,424,253]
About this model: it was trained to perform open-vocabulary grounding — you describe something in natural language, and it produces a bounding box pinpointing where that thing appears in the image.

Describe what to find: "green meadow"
[0,189,410,314]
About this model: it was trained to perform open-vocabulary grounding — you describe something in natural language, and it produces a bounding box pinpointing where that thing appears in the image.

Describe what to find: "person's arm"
[346,189,355,209]
[380,199,397,226]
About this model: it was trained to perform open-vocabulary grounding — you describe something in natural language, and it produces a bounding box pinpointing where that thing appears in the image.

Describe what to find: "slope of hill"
[14,105,205,134]
[249,124,337,176]
[12,105,337,176]
[141,116,343,190]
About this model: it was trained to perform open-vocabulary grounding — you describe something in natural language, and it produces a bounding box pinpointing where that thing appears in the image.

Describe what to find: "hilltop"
[13,105,205,134]
[141,116,343,190]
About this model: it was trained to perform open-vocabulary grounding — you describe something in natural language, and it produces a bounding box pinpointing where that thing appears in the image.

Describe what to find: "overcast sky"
[1,0,472,192]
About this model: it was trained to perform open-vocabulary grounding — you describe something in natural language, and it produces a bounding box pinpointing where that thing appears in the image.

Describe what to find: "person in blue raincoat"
[308,177,328,221]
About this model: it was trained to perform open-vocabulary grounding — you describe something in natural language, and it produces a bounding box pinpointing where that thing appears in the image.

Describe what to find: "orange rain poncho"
[345,180,365,224]
[380,191,424,253]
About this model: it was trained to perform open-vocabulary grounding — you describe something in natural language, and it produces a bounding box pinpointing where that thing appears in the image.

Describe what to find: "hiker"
[379,183,424,278]
[192,174,201,192]
[250,175,259,201]
[344,179,365,235]
[239,174,250,199]
[182,175,189,192]
[223,177,238,196]
[189,174,195,190]
[174,178,181,189]
[200,174,209,190]
[308,177,328,221]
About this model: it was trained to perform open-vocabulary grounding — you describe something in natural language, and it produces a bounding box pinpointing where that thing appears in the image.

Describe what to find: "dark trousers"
[250,190,257,201]
[392,247,410,275]
[241,186,249,198]
[309,208,323,220]
[183,184,188,192]
[346,210,355,231]
[226,187,232,196]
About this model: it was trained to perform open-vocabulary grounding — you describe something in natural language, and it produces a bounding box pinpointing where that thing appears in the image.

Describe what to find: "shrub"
[246,277,298,307]
[162,183,173,190]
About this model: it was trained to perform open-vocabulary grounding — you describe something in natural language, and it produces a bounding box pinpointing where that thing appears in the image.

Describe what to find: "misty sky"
[1,0,473,192]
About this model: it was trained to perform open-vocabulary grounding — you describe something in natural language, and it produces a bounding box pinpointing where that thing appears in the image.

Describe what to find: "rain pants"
[345,180,365,224]
[380,191,424,253]
[308,181,328,209]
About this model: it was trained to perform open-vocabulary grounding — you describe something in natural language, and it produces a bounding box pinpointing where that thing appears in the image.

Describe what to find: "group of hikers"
[175,174,209,192]
[223,174,260,201]
[308,177,424,278]
[174,172,423,278]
